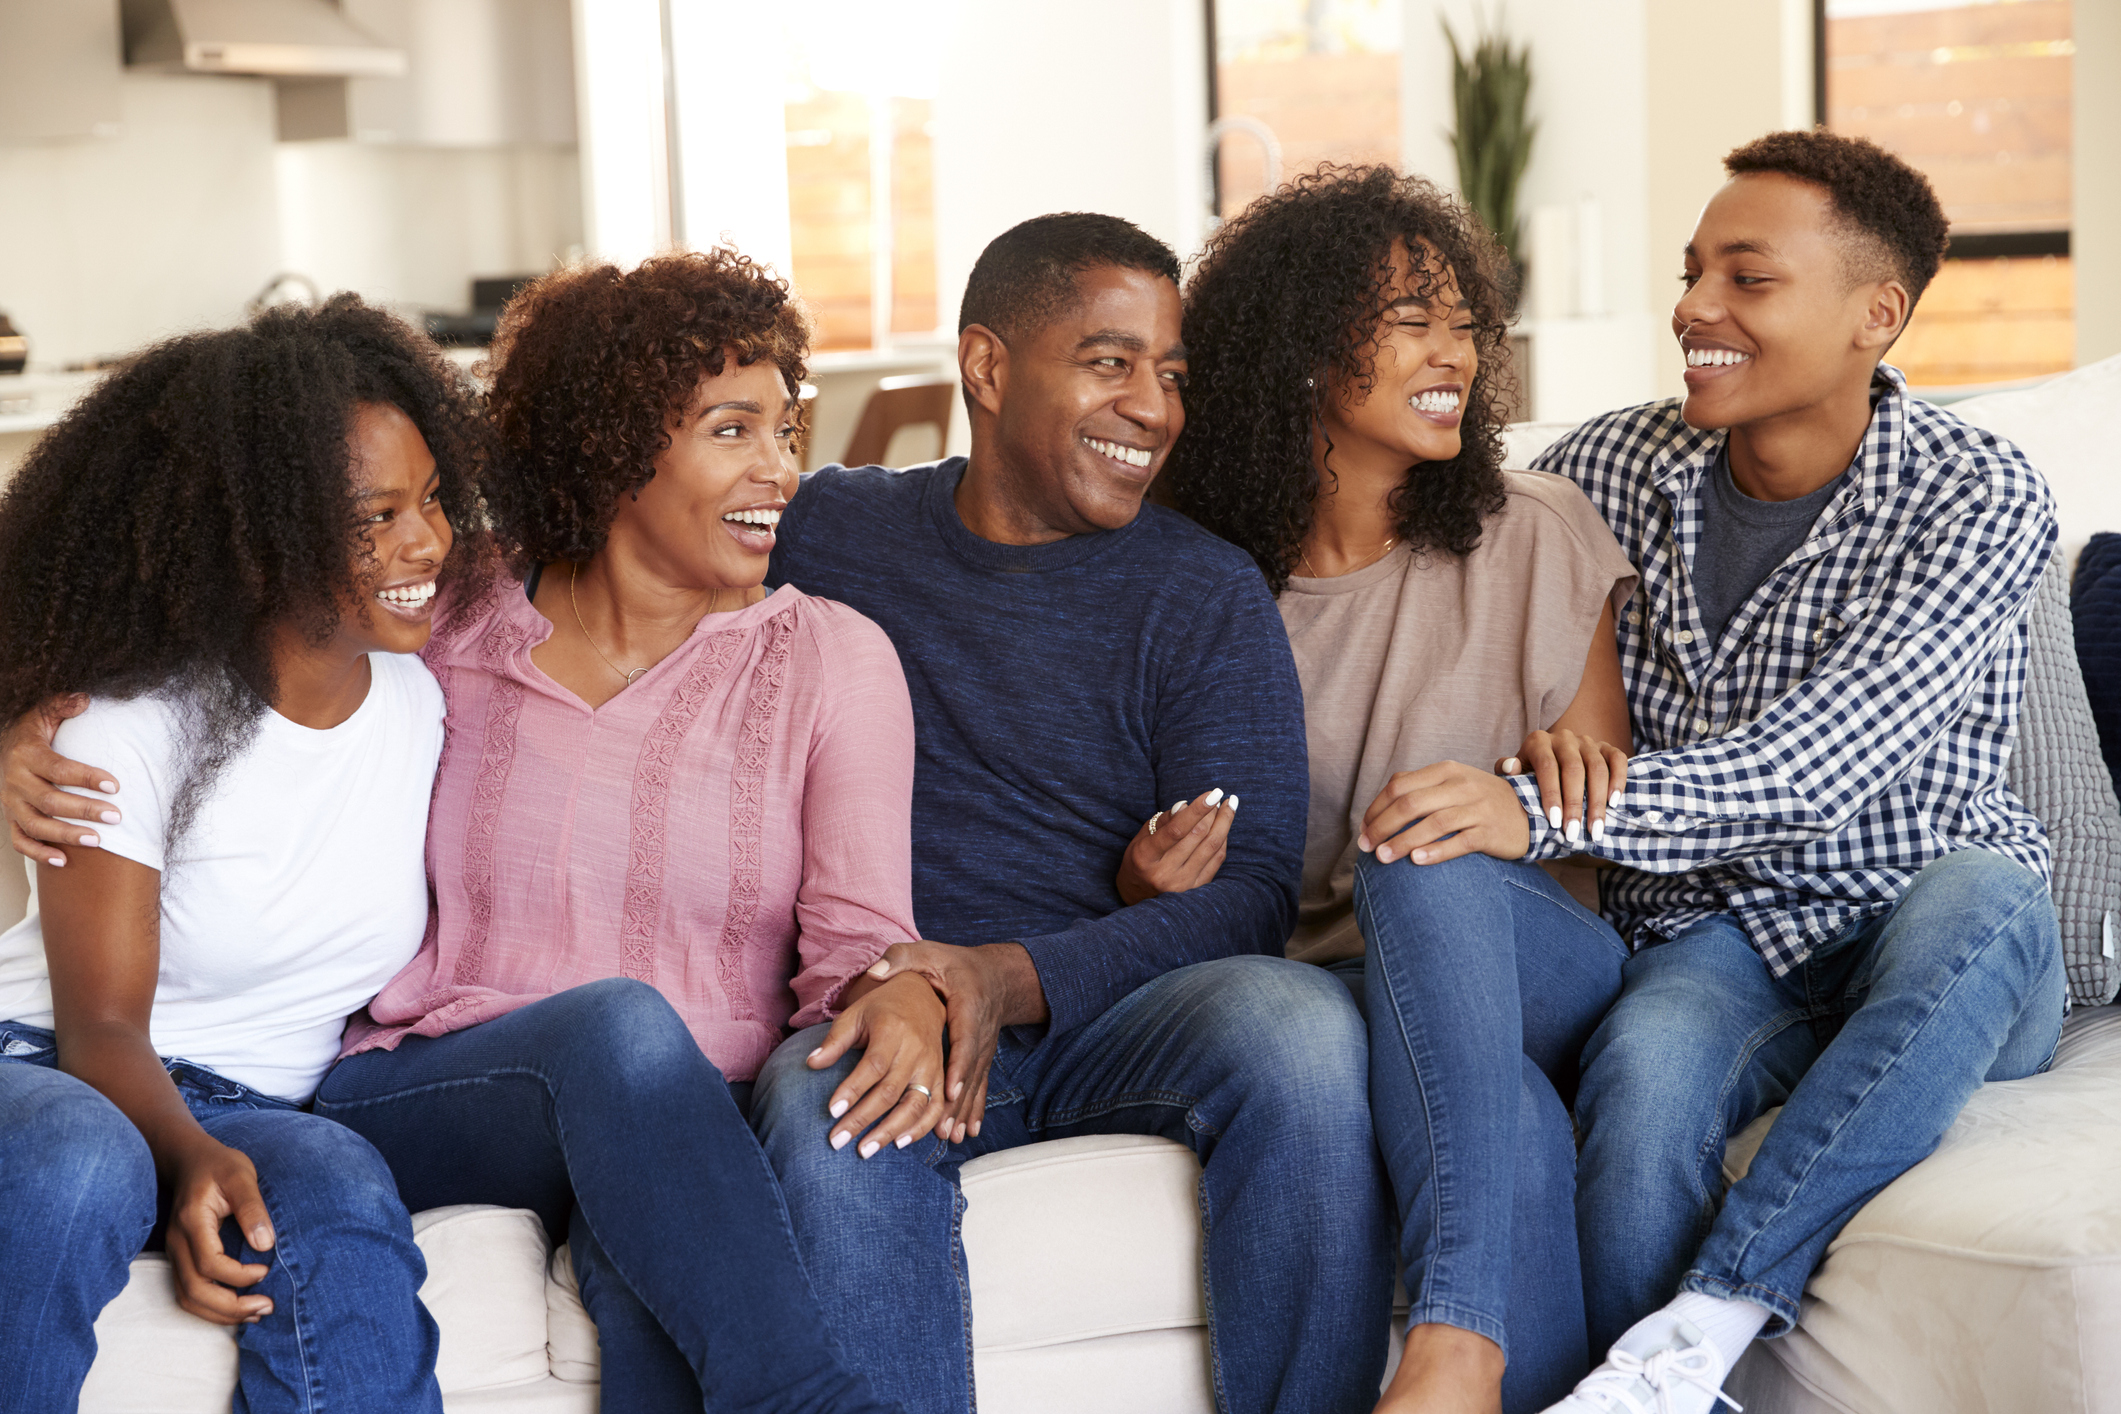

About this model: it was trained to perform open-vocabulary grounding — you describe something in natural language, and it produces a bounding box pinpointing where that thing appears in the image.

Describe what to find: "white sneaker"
[1541,1319,1743,1414]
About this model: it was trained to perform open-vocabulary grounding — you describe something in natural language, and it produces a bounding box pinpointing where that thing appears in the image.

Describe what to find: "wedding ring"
[906,1083,933,1099]
[1147,811,1166,836]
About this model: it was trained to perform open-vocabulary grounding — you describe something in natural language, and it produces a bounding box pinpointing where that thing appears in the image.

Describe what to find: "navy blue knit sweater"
[767,459,1307,1035]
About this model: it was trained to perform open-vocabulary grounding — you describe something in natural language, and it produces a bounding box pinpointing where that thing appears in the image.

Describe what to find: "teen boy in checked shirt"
[1523,132,2064,1412]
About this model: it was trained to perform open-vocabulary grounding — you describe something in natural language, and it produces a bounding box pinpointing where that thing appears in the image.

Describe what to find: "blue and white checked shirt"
[1525,365,2055,975]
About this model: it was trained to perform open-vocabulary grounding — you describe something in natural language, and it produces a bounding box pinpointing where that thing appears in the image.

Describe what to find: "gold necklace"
[1297,535,1398,579]
[570,562,658,686]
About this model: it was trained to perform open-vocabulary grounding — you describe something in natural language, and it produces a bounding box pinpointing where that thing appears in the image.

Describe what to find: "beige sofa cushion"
[1724,1005,2121,1414]
[81,1203,573,1412]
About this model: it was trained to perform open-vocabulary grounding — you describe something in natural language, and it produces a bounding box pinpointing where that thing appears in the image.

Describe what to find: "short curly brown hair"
[1724,129,1950,301]
[484,249,811,569]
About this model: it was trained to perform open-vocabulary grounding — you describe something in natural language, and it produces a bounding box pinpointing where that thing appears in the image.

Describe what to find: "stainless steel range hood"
[121,0,407,78]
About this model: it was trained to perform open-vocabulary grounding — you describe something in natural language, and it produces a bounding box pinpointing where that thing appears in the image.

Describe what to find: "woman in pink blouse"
[315,253,943,1412]
[4,253,938,1409]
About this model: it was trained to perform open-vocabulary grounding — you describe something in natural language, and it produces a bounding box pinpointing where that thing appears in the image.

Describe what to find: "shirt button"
[1675,629,1695,645]
[1693,716,1709,733]
[1813,630,1825,644]
[1627,611,1642,625]
[1644,810,1664,824]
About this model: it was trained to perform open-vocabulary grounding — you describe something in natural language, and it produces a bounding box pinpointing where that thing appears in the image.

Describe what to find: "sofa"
[53,357,2121,1413]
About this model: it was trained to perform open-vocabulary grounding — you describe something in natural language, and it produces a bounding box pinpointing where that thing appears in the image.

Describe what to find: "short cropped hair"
[957,212,1182,342]
[484,249,810,570]
[1724,129,1950,301]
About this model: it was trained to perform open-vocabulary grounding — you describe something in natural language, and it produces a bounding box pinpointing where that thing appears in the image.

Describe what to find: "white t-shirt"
[0,652,444,1101]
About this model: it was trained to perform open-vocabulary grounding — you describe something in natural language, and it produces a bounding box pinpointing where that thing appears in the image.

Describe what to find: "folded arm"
[1516,489,2055,869]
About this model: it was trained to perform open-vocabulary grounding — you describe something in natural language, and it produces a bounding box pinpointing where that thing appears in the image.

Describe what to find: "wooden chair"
[842,374,955,468]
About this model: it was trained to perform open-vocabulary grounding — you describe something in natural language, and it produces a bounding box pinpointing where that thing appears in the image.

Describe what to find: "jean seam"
[1354,870,1474,1336]
[245,1161,321,1412]
[1497,869,1631,960]
[1403,1297,1509,1351]
[1688,1006,1812,1213]
[1196,1159,1232,1414]
[1036,1088,1210,1136]
[1711,885,2044,1286]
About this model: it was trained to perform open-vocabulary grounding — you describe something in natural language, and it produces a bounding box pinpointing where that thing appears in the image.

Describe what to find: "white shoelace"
[1564,1343,1745,1414]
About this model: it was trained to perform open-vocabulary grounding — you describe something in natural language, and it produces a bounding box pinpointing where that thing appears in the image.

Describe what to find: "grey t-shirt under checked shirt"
[1694,445,1846,645]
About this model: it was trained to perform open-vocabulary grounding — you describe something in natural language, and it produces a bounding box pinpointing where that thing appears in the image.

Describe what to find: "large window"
[782,3,946,351]
[1824,0,2074,387]
[1210,0,1400,221]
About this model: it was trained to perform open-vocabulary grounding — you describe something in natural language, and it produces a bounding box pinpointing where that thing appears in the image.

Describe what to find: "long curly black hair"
[0,295,487,850]
[482,249,811,572]
[1165,164,1516,593]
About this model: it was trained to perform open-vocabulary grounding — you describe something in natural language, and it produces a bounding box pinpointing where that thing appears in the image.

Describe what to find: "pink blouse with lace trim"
[342,579,920,1082]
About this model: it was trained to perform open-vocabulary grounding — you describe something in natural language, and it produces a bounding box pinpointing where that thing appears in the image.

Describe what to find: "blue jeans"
[315,977,898,1414]
[750,953,1393,1414]
[1575,849,2066,1348]
[0,1020,441,1414]
[1345,852,1627,1414]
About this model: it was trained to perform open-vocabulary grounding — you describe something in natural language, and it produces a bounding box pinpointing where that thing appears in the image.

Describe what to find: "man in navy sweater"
[750,214,1391,1412]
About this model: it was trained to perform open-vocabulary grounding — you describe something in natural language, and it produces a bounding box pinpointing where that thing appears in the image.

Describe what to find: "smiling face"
[969,263,1188,540]
[1674,171,1909,432]
[604,356,799,590]
[1319,244,1476,469]
[336,401,452,657]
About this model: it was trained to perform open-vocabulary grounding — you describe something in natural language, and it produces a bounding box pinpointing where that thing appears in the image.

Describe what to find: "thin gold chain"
[570,562,652,684]
[1297,535,1398,579]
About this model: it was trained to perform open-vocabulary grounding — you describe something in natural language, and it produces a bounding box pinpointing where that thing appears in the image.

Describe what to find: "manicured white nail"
[45,856,62,868]
[1591,818,1606,843]
[859,1139,880,1159]
[1504,757,1521,774]
[1225,795,1240,812]
[1172,799,1188,814]
[98,810,119,824]
[98,780,117,794]
[1547,806,1563,830]
[79,833,97,847]
[829,1099,849,1119]
[1566,819,1583,845]
[831,1129,851,1150]
[896,1132,914,1149]
[1610,791,1624,810]
[1202,788,1224,807]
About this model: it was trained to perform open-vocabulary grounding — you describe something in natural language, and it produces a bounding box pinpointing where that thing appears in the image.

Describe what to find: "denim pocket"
[0,1021,57,1063]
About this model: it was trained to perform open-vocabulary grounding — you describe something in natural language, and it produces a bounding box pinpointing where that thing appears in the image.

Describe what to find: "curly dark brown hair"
[1724,129,1950,301]
[483,249,811,571]
[1164,164,1515,594]
[0,294,486,848]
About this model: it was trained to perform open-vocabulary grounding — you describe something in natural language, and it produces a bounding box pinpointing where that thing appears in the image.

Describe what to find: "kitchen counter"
[0,371,106,435]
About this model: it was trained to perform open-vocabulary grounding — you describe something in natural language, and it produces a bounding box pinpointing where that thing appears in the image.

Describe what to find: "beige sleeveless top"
[1278,471,1638,963]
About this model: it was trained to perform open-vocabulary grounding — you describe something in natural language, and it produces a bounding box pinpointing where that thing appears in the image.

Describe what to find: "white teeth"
[722,508,781,527]
[1686,348,1751,368]
[376,581,436,607]
[1411,388,1461,414]
[1082,437,1152,468]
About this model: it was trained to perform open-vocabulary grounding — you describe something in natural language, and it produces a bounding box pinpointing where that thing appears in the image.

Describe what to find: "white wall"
[0,74,279,368]
[277,142,581,312]
[931,0,1206,330]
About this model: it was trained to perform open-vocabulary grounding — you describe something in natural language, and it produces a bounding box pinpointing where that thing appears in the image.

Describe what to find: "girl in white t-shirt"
[0,297,481,1413]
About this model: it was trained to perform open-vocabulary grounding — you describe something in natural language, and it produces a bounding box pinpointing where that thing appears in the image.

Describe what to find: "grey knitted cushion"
[2009,551,2121,1006]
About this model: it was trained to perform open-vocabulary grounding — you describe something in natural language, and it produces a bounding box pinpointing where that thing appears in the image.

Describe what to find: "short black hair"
[1724,129,1950,301]
[957,212,1181,342]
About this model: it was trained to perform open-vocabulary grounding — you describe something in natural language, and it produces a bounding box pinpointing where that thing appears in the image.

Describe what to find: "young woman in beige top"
[1158,165,1638,1414]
